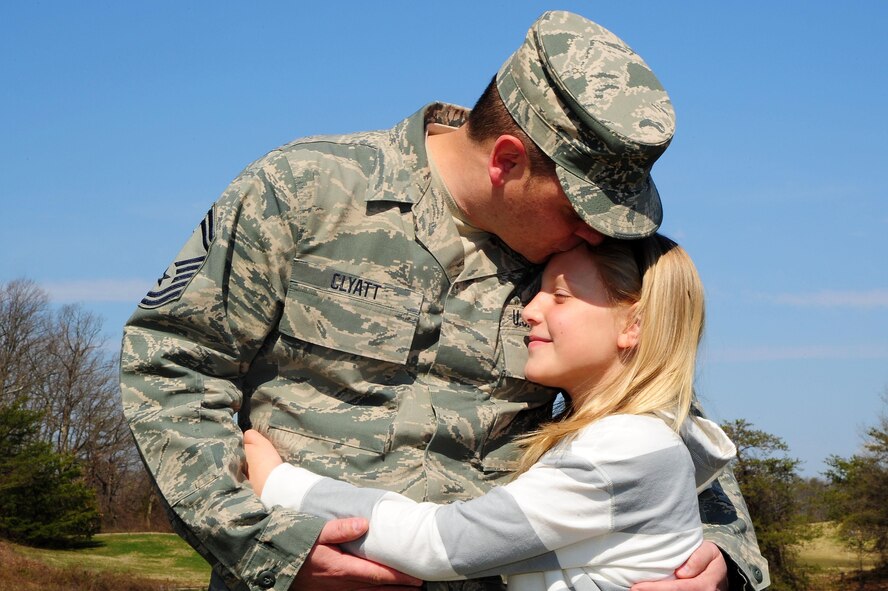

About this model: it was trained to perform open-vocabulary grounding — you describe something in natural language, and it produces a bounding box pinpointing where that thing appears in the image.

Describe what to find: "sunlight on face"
[521,245,632,397]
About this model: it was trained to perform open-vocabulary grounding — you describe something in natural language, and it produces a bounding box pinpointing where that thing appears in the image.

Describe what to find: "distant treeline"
[0,279,170,547]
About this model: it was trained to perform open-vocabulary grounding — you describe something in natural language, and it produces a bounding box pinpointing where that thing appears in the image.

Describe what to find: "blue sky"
[2,1,886,477]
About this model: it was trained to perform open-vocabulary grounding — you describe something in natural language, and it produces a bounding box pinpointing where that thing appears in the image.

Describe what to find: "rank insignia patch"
[139,207,216,309]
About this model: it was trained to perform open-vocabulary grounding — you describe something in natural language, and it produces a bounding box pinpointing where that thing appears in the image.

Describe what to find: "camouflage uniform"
[121,10,769,591]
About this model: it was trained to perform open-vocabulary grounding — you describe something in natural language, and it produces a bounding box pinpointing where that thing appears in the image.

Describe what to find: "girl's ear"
[617,305,640,350]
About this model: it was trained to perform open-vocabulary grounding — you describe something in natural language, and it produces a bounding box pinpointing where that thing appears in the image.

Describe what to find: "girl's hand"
[243,428,283,497]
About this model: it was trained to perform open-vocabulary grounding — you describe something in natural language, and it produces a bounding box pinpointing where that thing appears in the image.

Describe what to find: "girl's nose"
[521,295,543,325]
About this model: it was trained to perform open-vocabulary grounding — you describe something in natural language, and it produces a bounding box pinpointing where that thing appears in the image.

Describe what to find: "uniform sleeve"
[261,418,704,584]
[120,153,325,591]
[699,469,771,590]
[693,403,771,590]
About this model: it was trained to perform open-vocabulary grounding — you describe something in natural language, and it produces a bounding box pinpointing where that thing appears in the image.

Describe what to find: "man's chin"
[516,250,550,264]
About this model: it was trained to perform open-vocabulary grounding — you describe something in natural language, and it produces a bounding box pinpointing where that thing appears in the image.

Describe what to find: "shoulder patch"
[139,206,216,309]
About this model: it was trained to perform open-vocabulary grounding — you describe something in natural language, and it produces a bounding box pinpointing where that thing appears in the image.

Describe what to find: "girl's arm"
[245,416,719,584]
[247,430,585,580]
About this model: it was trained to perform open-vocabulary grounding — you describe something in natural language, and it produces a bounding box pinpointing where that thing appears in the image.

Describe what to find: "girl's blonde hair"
[516,233,705,473]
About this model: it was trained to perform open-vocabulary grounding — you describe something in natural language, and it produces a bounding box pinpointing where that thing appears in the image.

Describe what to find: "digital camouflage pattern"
[122,103,555,591]
[692,403,771,590]
[121,11,767,591]
[701,475,772,589]
[497,10,674,239]
[122,104,767,591]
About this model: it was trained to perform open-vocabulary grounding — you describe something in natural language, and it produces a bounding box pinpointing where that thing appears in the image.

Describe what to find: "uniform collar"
[368,102,536,279]
[365,102,469,205]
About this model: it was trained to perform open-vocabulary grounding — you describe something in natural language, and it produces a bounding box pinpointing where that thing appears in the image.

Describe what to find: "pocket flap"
[280,258,423,364]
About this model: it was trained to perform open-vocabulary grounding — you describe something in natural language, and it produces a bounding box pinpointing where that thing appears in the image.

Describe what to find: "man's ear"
[618,305,641,350]
[488,135,529,187]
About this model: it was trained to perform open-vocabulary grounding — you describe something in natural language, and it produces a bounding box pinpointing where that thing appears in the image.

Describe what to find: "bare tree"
[0,278,163,531]
[34,305,119,456]
[0,279,50,405]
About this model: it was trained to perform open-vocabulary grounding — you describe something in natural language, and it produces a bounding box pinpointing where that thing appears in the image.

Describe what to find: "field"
[1,524,885,590]
[1,532,209,591]
[799,522,877,571]
[796,522,884,590]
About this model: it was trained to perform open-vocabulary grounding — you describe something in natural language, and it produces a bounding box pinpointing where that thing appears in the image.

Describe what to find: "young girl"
[244,234,736,591]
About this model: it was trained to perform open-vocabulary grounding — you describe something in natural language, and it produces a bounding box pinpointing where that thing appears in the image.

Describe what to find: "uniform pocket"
[480,438,522,474]
[266,412,392,462]
[480,300,553,474]
[499,300,531,379]
[279,258,423,364]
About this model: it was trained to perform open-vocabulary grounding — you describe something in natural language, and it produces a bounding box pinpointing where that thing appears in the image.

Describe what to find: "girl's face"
[521,245,636,398]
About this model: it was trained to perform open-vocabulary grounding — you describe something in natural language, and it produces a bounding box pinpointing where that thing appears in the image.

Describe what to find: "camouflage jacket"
[120,103,769,591]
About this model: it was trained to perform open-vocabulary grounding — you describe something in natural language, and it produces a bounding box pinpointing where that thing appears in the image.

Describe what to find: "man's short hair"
[466,77,556,177]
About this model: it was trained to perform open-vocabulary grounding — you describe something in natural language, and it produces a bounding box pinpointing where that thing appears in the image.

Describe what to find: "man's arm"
[697,469,770,590]
[121,162,322,590]
[630,469,770,591]
[122,156,418,591]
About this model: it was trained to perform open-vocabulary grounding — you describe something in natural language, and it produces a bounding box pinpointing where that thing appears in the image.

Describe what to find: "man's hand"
[630,541,728,591]
[291,518,422,590]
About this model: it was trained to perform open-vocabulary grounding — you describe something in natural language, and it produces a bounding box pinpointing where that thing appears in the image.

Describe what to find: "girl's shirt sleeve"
[261,414,722,587]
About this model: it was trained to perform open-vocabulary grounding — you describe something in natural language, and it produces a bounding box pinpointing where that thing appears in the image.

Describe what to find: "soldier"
[121,10,769,591]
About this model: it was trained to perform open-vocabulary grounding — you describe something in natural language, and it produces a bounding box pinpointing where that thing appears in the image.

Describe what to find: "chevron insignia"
[139,207,216,309]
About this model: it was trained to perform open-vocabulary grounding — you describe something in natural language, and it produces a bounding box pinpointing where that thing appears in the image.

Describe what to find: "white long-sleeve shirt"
[261,413,736,591]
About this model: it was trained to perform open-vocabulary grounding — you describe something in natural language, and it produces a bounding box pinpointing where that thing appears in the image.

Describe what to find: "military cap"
[497,11,675,238]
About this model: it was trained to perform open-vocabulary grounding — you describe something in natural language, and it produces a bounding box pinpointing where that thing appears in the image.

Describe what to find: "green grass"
[14,532,210,588]
[794,521,886,590]
[11,524,879,590]
[798,522,878,572]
